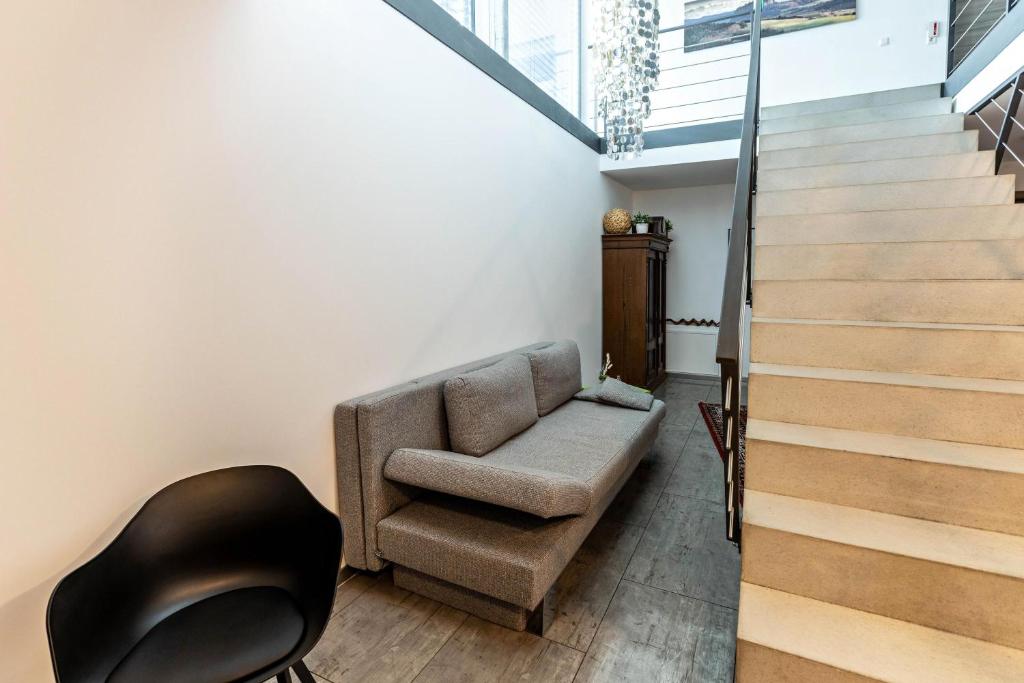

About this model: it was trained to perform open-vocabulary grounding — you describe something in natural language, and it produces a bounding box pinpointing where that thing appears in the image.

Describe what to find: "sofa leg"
[526,584,559,636]
[276,670,292,683]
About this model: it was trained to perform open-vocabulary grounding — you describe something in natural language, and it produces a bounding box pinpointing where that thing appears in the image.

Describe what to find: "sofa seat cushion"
[377,400,666,609]
[444,355,538,456]
[384,448,591,518]
[385,399,665,518]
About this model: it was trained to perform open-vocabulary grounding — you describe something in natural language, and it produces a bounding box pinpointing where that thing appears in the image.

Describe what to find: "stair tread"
[761,85,941,120]
[758,151,994,191]
[757,175,1015,217]
[761,99,954,134]
[746,418,1024,474]
[761,113,963,144]
[758,174,1012,197]
[757,205,1024,245]
[759,131,979,170]
[750,362,1024,395]
[752,317,1024,333]
[743,491,1024,579]
[754,239,1024,281]
[738,583,1024,683]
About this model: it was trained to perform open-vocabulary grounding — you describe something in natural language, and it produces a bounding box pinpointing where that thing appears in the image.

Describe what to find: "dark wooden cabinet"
[602,234,670,391]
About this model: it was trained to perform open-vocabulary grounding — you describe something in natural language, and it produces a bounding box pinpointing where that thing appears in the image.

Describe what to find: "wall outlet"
[879,36,891,47]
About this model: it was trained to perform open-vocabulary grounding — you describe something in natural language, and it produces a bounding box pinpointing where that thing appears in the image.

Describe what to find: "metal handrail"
[715,0,761,545]
[969,68,1024,172]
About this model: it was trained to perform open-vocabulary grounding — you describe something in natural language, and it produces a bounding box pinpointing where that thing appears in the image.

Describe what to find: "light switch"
[879,36,891,47]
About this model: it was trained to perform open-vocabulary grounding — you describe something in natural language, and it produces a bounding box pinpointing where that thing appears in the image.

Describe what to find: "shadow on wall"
[0,497,148,682]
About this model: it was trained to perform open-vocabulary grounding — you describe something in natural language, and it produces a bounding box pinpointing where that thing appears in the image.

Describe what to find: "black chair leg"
[292,660,316,683]
[276,669,292,683]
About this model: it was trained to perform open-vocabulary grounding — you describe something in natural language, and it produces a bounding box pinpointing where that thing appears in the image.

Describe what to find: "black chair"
[47,465,342,683]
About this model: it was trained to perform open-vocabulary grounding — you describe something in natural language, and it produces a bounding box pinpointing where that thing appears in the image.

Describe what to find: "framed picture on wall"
[683,0,858,53]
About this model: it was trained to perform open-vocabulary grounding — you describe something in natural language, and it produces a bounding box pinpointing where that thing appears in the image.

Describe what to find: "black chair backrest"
[47,465,342,683]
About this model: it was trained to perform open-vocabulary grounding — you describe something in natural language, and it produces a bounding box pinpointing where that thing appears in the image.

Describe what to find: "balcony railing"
[949,0,1021,74]
[647,12,752,131]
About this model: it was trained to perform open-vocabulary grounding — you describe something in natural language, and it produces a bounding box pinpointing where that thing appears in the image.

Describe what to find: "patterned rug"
[698,401,746,503]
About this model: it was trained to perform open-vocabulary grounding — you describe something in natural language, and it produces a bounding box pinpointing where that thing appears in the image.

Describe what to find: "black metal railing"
[644,11,754,131]
[969,67,1024,175]
[715,1,761,545]
[949,0,1020,74]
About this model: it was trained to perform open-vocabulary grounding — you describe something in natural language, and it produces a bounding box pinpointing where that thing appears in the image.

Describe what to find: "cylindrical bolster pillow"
[384,448,591,519]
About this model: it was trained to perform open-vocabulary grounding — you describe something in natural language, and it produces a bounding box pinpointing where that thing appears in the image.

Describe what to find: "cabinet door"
[645,249,659,385]
[657,250,667,374]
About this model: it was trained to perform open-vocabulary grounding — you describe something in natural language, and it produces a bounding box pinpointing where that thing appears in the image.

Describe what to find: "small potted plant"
[666,219,674,234]
[632,212,651,234]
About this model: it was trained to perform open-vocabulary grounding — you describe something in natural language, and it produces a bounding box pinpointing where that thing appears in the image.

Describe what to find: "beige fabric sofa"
[334,341,666,631]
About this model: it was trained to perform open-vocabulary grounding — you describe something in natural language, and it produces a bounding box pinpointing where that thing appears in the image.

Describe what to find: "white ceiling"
[599,138,741,191]
[601,157,739,191]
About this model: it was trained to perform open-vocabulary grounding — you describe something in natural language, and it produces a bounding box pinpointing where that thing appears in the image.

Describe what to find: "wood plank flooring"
[296,377,739,683]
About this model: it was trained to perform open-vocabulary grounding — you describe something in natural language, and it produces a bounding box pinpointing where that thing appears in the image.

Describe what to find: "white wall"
[632,184,740,377]
[0,1,630,678]
[761,0,950,106]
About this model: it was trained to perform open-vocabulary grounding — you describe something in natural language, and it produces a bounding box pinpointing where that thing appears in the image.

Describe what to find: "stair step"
[760,98,954,135]
[757,205,1024,246]
[759,131,980,170]
[751,318,1024,380]
[742,491,1024,650]
[760,114,964,152]
[748,363,1024,449]
[757,176,1014,216]
[761,84,942,121]
[737,583,1024,683]
[758,151,994,191]
[754,240,1024,281]
[752,279,1024,325]
[745,419,1024,536]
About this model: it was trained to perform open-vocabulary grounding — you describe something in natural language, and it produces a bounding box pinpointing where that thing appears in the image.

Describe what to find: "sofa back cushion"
[526,340,582,416]
[444,355,539,456]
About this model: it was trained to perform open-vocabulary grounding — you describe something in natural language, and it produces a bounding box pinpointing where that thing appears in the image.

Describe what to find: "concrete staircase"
[737,84,1024,682]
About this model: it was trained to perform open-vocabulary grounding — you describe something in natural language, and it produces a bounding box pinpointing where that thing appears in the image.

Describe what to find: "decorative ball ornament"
[603,208,633,234]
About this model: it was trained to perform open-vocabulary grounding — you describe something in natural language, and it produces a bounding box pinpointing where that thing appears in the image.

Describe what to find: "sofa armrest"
[383,448,591,519]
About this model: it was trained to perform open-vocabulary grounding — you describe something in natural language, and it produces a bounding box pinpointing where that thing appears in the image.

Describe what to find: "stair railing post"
[995,72,1024,172]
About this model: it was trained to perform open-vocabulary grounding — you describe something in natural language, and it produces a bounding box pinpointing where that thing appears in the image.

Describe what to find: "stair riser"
[759,131,979,170]
[760,99,953,135]
[751,322,1024,380]
[735,641,876,683]
[758,152,994,191]
[738,582,1024,682]
[756,205,1024,245]
[746,439,1024,536]
[755,240,1024,281]
[742,525,1024,651]
[748,373,1024,448]
[757,176,1013,216]
[753,280,1024,325]
[761,115,964,152]
[761,84,941,120]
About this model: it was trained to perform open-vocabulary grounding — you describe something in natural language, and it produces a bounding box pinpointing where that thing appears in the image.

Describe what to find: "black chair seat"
[109,587,304,683]
[47,466,342,683]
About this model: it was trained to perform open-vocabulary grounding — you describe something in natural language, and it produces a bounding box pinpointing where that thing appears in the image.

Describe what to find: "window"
[429,0,585,121]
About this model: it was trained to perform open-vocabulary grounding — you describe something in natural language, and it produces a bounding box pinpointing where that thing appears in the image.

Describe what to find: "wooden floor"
[295,377,740,683]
